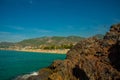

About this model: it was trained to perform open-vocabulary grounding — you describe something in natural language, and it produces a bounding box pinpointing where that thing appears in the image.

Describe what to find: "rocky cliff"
[16,24,120,80]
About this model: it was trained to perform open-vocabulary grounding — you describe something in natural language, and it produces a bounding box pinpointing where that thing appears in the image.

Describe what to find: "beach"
[0,48,69,54]
[16,49,69,54]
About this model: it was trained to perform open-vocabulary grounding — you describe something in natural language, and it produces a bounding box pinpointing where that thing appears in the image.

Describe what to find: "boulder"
[17,23,120,80]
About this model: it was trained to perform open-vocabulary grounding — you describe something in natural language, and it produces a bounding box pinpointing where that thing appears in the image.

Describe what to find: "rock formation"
[16,23,120,80]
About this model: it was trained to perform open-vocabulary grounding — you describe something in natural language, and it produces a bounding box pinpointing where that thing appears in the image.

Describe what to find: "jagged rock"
[17,23,120,80]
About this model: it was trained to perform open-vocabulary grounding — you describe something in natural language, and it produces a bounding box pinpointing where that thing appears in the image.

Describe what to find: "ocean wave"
[13,72,38,80]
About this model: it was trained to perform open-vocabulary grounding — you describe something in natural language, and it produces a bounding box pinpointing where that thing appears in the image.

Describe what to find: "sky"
[0,0,120,42]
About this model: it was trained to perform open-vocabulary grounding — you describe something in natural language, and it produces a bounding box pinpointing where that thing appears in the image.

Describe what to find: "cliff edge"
[16,24,120,80]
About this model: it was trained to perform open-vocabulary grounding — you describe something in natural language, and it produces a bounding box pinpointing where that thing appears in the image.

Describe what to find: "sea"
[0,50,66,80]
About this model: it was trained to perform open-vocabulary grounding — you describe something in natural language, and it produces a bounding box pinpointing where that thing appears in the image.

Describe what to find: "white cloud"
[33,28,51,33]
[0,31,11,35]
[4,25,25,30]
[113,18,120,23]
[29,0,33,4]
[0,31,27,42]
[67,25,74,29]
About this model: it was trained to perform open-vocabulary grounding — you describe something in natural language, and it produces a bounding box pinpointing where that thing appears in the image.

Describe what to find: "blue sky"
[0,0,120,42]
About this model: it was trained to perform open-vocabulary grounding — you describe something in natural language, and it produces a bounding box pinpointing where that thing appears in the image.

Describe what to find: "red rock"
[18,23,120,80]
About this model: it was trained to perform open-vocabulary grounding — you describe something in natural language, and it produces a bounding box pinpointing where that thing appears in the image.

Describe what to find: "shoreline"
[0,49,69,54]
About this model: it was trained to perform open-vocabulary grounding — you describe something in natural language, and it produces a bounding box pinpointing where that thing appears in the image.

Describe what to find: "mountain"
[16,23,120,80]
[0,42,14,48]
[94,34,104,39]
[0,35,105,50]
[15,36,85,49]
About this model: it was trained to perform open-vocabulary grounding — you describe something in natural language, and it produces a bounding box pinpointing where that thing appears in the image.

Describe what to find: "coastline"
[0,49,69,54]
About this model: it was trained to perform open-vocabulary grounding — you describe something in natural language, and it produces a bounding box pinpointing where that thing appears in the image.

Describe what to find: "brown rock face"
[18,24,120,80]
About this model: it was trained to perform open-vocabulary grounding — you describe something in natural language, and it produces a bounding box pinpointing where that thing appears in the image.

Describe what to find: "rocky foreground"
[16,24,120,80]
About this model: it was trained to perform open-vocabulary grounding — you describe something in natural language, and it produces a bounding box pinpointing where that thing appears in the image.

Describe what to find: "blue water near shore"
[0,50,66,80]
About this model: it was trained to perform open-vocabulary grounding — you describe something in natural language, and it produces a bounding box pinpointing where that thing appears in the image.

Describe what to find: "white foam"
[14,72,38,80]
[30,72,38,76]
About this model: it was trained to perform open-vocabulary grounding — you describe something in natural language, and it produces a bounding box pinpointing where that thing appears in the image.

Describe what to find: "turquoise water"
[0,50,66,80]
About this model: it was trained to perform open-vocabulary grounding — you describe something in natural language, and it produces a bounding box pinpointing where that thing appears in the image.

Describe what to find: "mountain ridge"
[0,36,85,50]
[15,23,120,80]
[0,35,104,49]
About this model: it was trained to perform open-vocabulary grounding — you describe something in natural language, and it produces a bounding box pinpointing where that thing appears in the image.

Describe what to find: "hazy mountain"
[14,36,85,49]
[93,34,104,39]
[0,35,105,49]
[0,42,14,48]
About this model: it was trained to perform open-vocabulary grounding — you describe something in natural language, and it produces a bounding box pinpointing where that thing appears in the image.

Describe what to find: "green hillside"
[15,36,85,49]
[0,35,104,50]
[0,42,14,48]
[94,34,104,39]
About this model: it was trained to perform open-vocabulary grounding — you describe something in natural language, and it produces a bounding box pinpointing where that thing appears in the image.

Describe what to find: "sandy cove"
[15,49,69,54]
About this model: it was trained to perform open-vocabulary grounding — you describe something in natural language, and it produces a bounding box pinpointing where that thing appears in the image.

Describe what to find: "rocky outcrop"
[17,23,120,80]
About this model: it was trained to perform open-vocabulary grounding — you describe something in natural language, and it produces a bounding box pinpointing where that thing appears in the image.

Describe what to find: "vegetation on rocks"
[16,23,120,80]
[0,36,85,50]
